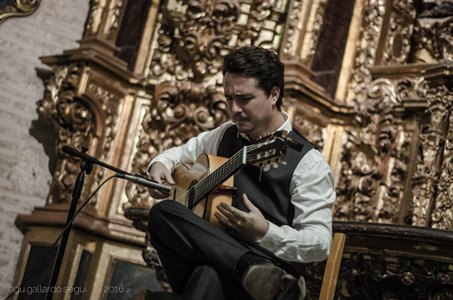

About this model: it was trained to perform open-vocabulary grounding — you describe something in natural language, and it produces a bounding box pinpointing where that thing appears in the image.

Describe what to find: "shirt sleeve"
[257,149,336,263]
[147,122,234,173]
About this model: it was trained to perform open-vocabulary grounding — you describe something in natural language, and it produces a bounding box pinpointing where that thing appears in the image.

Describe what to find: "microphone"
[117,173,172,193]
[62,145,172,193]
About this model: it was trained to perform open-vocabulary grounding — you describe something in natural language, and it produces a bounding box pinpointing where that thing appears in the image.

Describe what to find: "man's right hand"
[148,162,175,199]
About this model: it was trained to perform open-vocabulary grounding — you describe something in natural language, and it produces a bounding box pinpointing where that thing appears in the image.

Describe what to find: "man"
[147,46,335,300]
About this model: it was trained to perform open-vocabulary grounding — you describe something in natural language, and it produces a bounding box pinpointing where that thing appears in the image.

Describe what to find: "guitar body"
[172,154,235,225]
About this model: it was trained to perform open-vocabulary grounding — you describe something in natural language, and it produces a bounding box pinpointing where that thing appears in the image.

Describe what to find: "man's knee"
[148,200,177,220]
[148,200,183,231]
[149,201,169,230]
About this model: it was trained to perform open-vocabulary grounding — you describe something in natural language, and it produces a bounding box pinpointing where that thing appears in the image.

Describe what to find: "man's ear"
[270,87,280,105]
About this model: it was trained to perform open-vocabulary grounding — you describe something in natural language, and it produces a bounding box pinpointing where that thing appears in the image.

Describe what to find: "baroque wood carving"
[36,61,123,208]
[292,114,324,150]
[334,77,420,223]
[432,113,453,229]
[84,0,125,42]
[380,1,416,65]
[333,0,453,229]
[413,1,453,63]
[416,83,453,229]
[85,0,103,36]
[37,64,96,205]
[0,0,41,24]
[344,0,386,105]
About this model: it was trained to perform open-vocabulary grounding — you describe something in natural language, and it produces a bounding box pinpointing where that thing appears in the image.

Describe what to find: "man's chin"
[235,123,251,133]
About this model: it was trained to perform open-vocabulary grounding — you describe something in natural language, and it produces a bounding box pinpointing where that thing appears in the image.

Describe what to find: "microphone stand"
[46,148,93,300]
[46,146,171,300]
[45,146,171,299]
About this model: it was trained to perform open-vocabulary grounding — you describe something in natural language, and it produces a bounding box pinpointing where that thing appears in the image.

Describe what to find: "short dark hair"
[222,46,284,110]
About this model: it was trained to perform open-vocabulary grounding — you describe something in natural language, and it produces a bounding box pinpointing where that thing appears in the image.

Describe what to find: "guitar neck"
[190,148,246,204]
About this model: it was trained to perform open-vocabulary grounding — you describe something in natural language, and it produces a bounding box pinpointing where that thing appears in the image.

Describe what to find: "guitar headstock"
[246,131,303,171]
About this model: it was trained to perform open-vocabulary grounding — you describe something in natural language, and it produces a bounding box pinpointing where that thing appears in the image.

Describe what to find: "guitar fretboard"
[187,148,246,207]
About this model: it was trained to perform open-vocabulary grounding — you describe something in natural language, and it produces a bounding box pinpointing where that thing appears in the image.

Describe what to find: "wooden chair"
[139,232,346,300]
[319,232,346,300]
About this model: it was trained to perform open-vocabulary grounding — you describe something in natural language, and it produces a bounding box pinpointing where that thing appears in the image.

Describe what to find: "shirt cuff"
[148,157,175,173]
[256,221,284,251]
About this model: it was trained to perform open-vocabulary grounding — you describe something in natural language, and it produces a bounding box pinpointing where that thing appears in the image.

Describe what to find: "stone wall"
[0,0,88,296]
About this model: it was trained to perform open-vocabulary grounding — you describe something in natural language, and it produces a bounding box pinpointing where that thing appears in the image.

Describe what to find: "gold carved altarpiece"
[0,0,41,24]
[11,0,453,299]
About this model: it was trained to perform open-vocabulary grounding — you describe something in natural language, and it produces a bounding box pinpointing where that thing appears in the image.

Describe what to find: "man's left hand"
[215,193,269,241]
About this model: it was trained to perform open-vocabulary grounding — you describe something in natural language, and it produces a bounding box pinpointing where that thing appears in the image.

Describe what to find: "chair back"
[319,232,346,300]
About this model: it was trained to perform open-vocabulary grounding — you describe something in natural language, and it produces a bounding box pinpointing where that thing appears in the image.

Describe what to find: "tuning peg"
[263,164,271,172]
[271,158,279,168]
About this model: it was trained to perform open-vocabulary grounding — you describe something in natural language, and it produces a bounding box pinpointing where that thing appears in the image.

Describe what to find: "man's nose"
[230,99,242,113]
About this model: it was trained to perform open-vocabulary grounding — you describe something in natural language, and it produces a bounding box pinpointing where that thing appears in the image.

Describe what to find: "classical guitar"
[170,131,303,225]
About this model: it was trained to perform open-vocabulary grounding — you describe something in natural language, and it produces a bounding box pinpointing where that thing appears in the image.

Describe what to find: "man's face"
[223,72,279,141]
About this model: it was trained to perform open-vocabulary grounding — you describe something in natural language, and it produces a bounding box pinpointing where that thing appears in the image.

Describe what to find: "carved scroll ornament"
[37,64,96,205]
[37,63,121,206]
[149,0,241,82]
[148,0,289,82]
[412,1,453,63]
[0,0,41,24]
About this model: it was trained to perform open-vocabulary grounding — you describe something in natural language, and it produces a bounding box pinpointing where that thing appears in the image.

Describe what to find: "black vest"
[217,125,315,227]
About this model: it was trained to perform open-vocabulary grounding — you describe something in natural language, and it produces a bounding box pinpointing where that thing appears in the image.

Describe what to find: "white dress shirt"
[148,115,336,263]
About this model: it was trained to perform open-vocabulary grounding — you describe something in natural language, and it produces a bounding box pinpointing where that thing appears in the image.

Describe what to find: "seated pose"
[147,46,336,300]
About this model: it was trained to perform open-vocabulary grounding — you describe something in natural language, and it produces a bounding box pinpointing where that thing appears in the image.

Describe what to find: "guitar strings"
[186,151,242,208]
[192,153,240,201]
[174,142,264,209]
[196,142,264,199]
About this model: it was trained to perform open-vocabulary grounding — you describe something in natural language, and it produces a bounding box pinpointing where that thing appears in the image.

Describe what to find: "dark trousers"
[148,200,295,300]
